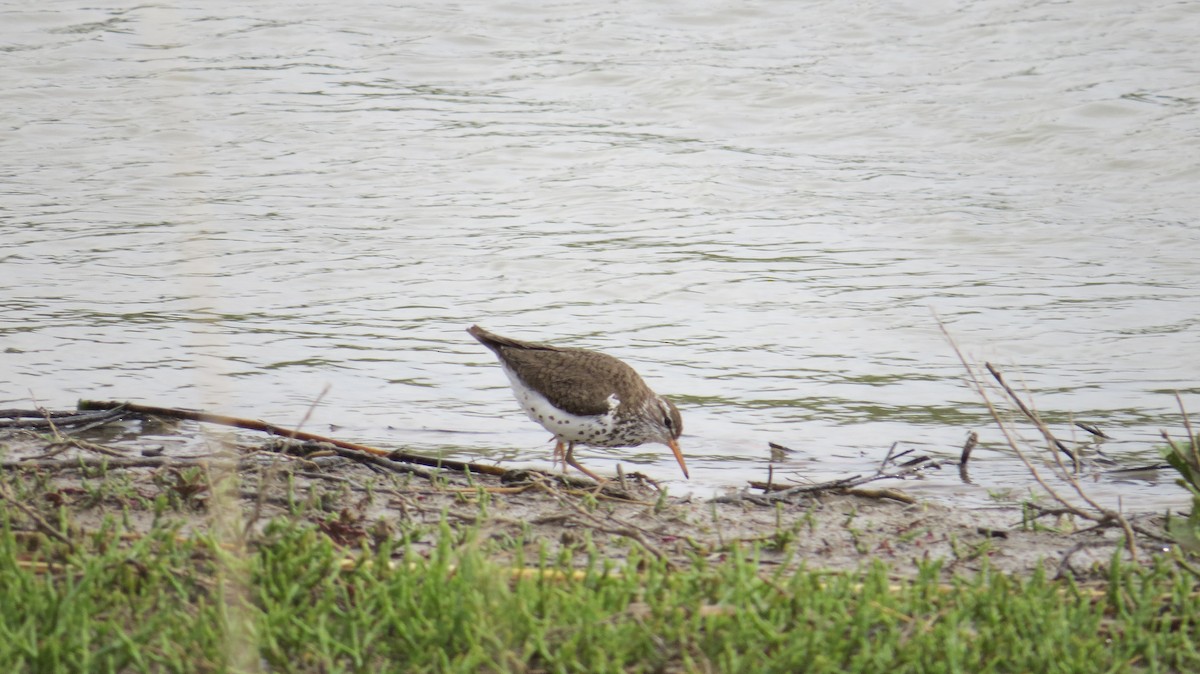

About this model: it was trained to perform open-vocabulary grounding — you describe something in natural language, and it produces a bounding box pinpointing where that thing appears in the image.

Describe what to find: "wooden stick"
[984,363,1078,463]
[0,407,127,429]
[77,399,507,477]
[3,457,245,470]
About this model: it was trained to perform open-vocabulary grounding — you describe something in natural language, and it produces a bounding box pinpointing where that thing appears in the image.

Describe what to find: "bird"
[467,325,688,481]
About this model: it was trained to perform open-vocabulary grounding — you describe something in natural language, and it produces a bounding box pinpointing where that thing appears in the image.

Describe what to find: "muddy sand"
[0,406,1172,580]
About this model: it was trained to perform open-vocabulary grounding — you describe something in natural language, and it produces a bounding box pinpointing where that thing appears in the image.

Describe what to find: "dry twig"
[0,479,77,552]
[936,318,1139,560]
[530,477,672,564]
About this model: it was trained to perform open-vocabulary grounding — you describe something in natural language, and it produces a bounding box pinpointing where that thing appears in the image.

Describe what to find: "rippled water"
[3,0,1198,509]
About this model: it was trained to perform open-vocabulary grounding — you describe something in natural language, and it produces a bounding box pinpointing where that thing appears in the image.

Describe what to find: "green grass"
[0,455,1194,673]
[2,510,1199,674]
[1160,434,1200,555]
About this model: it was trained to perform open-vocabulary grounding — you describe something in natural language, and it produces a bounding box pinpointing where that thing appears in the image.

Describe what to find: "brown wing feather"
[468,325,650,418]
[467,325,561,354]
[499,347,647,417]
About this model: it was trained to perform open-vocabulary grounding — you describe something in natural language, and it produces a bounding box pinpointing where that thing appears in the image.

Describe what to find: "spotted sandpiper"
[467,325,688,481]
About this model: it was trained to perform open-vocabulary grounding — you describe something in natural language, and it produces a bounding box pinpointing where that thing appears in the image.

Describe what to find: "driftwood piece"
[0,407,130,431]
[2,457,238,471]
[3,401,632,494]
[77,399,507,477]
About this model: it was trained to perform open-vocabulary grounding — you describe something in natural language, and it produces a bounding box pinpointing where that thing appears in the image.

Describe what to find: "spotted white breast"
[500,364,623,446]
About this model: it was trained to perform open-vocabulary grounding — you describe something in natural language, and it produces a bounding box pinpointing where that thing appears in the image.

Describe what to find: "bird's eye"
[663,415,674,430]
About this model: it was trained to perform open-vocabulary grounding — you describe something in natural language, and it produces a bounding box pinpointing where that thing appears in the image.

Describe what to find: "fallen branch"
[0,407,130,431]
[77,399,507,477]
[2,457,239,471]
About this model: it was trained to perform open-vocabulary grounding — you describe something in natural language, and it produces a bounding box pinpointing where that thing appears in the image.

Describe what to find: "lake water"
[3,0,1199,510]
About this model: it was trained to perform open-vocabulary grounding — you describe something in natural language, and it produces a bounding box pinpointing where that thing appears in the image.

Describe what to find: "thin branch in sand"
[732,437,951,505]
[877,441,900,474]
[257,439,436,480]
[986,361,1133,536]
[43,437,128,458]
[936,317,1138,559]
[0,479,76,552]
[938,323,1085,513]
[32,395,63,440]
[530,477,672,564]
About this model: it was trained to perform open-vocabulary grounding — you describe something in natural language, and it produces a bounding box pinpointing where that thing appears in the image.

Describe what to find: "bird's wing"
[498,347,641,418]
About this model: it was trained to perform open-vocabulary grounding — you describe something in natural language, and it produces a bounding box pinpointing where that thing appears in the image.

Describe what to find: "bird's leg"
[563,442,604,482]
[552,439,567,471]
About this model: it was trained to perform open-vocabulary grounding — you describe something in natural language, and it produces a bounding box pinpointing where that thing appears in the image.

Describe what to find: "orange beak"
[667,438,689,479]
